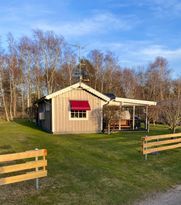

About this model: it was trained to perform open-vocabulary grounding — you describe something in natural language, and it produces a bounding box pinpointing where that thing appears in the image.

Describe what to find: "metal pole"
[70,43,83,82]
[78,45,83,82]
[35,148,39,190]
[145,106,148,130]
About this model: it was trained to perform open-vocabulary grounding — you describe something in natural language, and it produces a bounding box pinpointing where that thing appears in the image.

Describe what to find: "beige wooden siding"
[52,88,104,134]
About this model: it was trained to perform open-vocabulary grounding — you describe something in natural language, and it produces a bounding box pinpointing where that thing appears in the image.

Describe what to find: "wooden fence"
[142,133,181,160]
[0,149,47,188]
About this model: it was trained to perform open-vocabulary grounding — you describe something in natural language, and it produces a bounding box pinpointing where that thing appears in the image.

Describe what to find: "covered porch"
[104,97,157,132]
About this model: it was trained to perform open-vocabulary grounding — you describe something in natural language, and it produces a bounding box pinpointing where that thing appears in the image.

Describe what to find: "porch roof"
[113,97,157,106]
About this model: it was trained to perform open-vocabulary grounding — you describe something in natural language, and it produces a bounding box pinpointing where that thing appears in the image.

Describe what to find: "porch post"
[101,102,104,132]
[132,105,135,130]
[100,110,103,131]
[119,119,121,130]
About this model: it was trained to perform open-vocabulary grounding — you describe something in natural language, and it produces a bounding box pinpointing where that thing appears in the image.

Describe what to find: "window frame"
[45,103,51,112]
[69,110,88,120]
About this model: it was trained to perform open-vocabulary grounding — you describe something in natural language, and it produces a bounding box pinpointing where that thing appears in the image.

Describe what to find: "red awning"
[70,100,91,111]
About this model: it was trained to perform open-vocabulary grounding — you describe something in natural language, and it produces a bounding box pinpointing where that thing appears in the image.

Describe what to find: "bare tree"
[33,30,64,94]
[0,30,180,128]
[0,55,10,121]
[148,105,160,126]
[31,42,44,99]
[88,49,104,90]
[160,99,181,133]
[103,105,121,134]
[61,46,77,86]
[173,78,181,99]
[145,57,171,101]
[19,36,34,109]
[121,68,138,98]
[7,33,20,119]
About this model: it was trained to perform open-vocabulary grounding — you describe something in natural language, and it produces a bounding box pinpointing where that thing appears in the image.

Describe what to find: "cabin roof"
[45,82,110,101]
[40,82,157,106]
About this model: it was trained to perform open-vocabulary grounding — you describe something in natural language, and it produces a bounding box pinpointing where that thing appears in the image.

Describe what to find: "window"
[39,112,45,120]
[71,110,87,118]
[69,100,90,120]
[45,103,50,111]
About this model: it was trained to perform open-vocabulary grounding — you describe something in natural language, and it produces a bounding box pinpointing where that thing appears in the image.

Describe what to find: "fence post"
[35,148,39,190]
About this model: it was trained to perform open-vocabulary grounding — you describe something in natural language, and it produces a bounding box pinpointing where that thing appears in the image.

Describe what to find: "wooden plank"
[144,138,181,148]
[143,143,181,154]
[144,133,181,141]
[0,149,47,163]
[0,160,47,174]
[0,170,47,186]
[119,125,131,127]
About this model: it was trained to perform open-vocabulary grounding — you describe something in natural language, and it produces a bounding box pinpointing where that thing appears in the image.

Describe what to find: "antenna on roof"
[70,43,86,82]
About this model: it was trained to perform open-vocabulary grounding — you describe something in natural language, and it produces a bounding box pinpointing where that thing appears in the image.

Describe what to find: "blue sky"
[0,0,181,77]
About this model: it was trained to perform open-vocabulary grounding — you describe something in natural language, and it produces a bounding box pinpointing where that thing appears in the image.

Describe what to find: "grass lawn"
[0,121,181,205]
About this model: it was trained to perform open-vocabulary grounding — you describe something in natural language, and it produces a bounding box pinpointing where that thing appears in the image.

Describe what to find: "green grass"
[0,120,181,205]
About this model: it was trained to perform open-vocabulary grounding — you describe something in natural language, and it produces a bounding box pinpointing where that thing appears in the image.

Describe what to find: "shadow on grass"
[14,118,48,133]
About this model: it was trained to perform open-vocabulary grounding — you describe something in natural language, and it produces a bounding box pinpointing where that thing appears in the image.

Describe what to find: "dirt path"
[135,185,181,205]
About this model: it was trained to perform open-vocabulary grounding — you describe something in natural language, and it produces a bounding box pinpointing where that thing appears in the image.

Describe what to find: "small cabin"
[36,82,157,134]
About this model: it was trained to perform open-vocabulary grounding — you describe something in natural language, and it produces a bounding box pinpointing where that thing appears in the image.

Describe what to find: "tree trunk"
[21,90,25,118]
[153,120,156,126]
[2,95,10,122]
[147,121,150,133]
[13,82,17,117]
[0,72,10,121]
[9,77,13,120]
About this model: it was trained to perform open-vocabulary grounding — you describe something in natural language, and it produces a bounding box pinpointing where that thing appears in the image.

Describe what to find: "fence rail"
[142,133,181,160]
[0,149,47,187]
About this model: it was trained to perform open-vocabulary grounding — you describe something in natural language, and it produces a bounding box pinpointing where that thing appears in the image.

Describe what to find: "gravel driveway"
[135,185,181,205]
